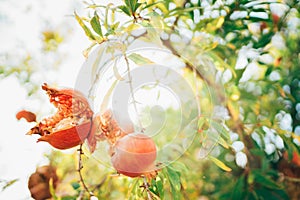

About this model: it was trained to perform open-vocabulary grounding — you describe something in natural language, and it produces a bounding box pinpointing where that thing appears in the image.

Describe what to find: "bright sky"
[0,0,90,198]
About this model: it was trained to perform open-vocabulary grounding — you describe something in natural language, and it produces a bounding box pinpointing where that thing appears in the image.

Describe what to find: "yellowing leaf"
[113,59,125,81]
[292,134,300,143]
[91,46,105,78]
[100,80,117,113]
[216,16,225,29]
[208,155,232,172]
[227,100,239,122]
[128,53,154,65]
[218,137,230,149]
[74,12,95,41]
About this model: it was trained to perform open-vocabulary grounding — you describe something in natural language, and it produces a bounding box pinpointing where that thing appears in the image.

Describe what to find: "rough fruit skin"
[28,165,58,200]
[16,110,36,122]
[111,133,157,177]
[26,83,95,151]
[95,109,134,145]
[37,121,92,150]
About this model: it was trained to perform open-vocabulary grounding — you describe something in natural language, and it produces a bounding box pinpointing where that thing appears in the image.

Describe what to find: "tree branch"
[77,144,93,199]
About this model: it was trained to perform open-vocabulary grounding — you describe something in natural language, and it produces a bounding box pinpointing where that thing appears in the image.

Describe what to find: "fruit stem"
[142,176,153,200]
[123,52,145,133]
[77,144,93,199]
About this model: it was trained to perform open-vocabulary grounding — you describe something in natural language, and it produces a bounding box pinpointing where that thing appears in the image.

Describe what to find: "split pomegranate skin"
[111,133,157,177]
[25,83,95,151]
[37,121,92,150]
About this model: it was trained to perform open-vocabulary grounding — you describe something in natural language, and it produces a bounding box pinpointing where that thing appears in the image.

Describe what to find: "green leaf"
[141,0,165,10]
[128,53,154,65]
[165,166,181,200]
[1,179,18,191]
[134,3,142,12]
[111,21,120,30]
[208,155,232,172]
[156,177,164,199]
[61,197,77,200]
[0,179,19,191]
[253,32,274,48]
[125,0,141,14]
[90,11,103,37]
[218,136,230,149]
[166,6,202,17]
[232,175,246,199]
[249,148,265,157]
[119,5,131,16]
[126,178,139,199]
[210,120,230,140]
[255,188,289,200]
[74,12,95,41]
[166,166,181,190]
[150,176,164,199]
[197,117,206,130]
[171,162,189,174]
[252,170,282,190]
[71,182,80,190]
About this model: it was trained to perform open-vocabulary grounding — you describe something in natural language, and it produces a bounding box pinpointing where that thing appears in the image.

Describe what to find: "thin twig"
[143,176,153,200]
[92,175,107,192]
[161,37,226,103]
[193,64,200,106]
[77,144,93,199]
[123,52,144,132]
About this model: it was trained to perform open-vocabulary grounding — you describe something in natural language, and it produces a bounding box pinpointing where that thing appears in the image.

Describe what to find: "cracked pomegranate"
[26,83,95,151]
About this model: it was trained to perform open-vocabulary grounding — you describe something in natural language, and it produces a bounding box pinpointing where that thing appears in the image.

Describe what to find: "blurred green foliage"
[3,0,300,199]
[66,0,300,199]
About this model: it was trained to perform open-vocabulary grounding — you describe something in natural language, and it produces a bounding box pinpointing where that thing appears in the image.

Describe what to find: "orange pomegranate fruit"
[37,121,92,150]
[272,14,280,24]
[291,151,300,167]
[26,83,95,151]
[93,109,134,144]
[111,133,157,177]
[28,165,58,200]
[283,151,300,167]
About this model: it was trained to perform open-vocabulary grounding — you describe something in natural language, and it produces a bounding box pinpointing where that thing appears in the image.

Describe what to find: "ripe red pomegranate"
[26,83,95,151]
[111,133,157,177]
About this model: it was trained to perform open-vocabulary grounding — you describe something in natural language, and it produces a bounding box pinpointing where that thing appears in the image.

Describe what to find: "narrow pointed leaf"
[128,53,154,65]
[119,5,131,16]
[1,179,18,191]
[100,80,118,113]
[210,120,230,140]
[90,12,103,37]
[141,0,165,10]
[74,12,95,41]
[125,0,136,13]
[208,155,232,172]
[252,170,282,189]
[113,59,125,81]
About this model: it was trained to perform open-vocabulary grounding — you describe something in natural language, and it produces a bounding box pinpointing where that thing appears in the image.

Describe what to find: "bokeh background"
[1,0,300,199]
